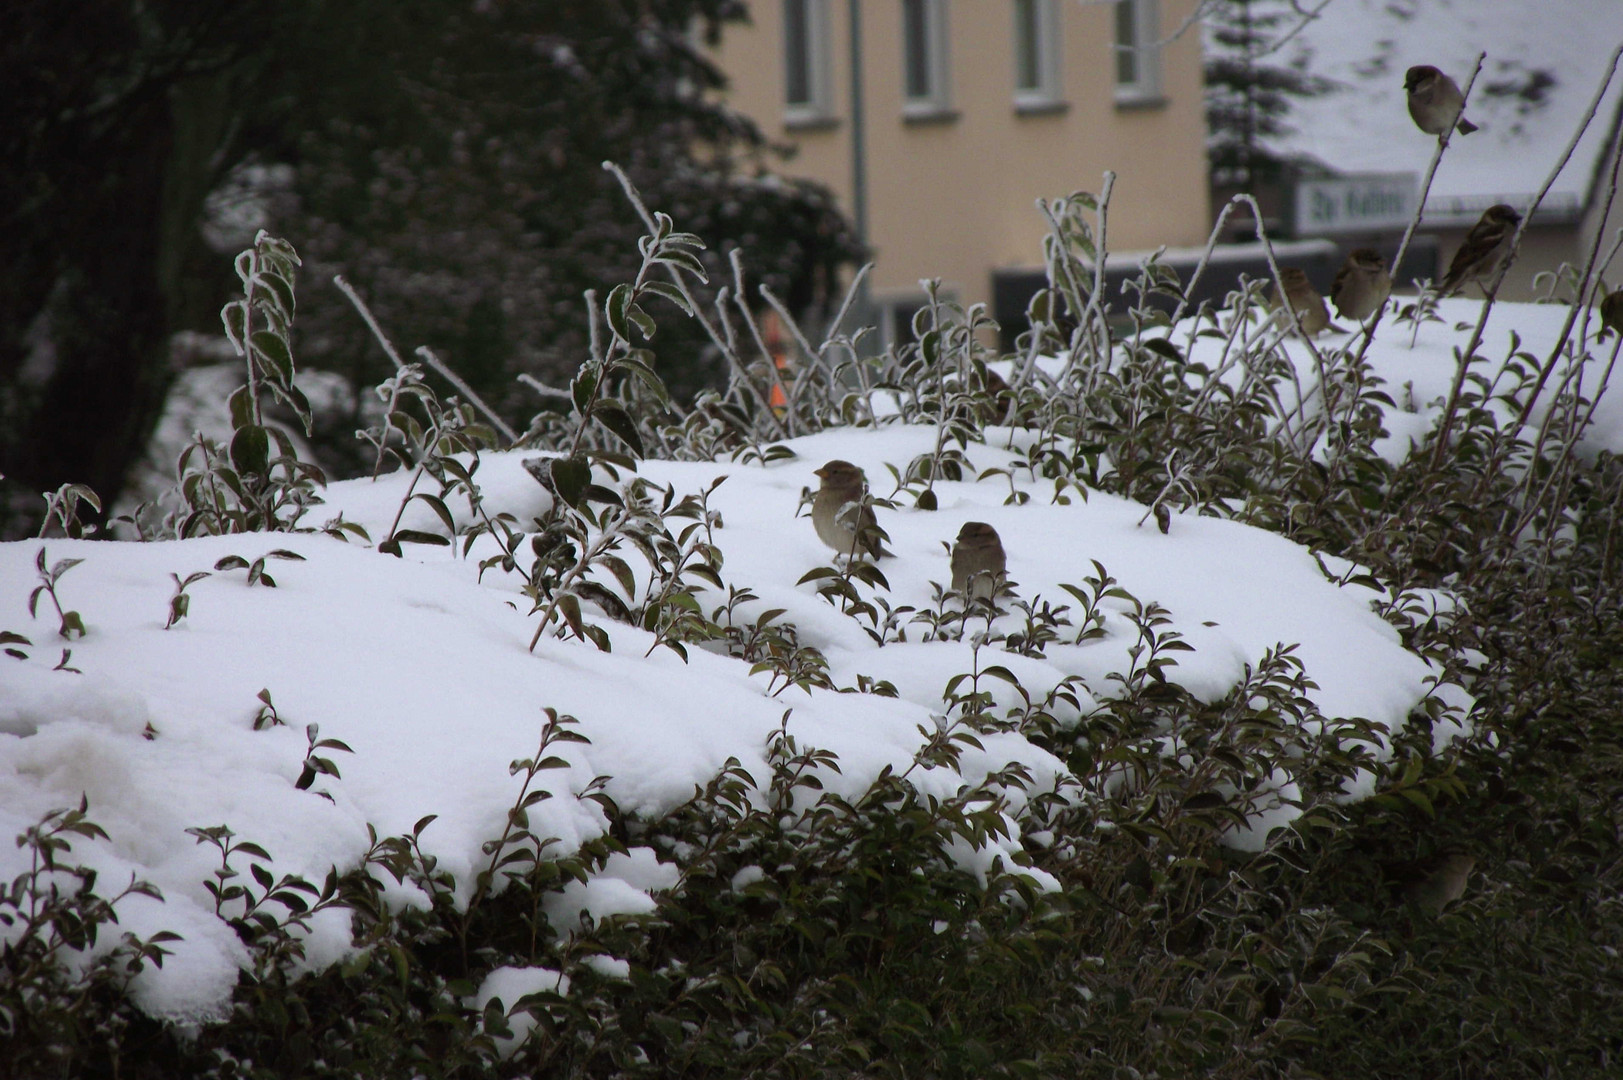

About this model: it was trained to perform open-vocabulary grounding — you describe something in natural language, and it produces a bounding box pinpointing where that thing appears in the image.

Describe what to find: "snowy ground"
[3,297,1607,1022]
[1161,296,1623,459]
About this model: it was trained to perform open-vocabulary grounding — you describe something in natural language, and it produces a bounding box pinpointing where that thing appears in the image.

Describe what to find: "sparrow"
[1404,852,1476,915]
[810,460,888,559]
[1599,289,1623,336]
[1273,267,1332,336]
[1405,65,1478,136]
[1331,248,1393,322]
[950,521,1007,602]
[1439,204,1521,296]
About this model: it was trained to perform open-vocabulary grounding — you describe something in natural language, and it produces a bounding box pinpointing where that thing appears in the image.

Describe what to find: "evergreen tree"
[0,1,859,533]
[1204,0,1332,189]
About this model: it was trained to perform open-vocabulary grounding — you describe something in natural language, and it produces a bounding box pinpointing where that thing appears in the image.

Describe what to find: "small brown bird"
[1405,65,1478,136]
[1331,248,1393,322]
[810,460,888,560]
[1439,204,1521,295]
[1599,289,1623,336]
[950,521,1007,602]
[1273,267,1332,336]
[1405,852,1476,915]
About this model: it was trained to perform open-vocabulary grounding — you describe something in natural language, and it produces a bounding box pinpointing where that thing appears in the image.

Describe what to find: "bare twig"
[1433,43,1623,465]
[414,346,519,446]
[333,274,410,479]
[602,162,788,440]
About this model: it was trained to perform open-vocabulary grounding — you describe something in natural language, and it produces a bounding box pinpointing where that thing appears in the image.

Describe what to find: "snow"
[10,297,1605,1025]
[1253,0,1623,222]
[468,966,569,1058]
[1160,296,1623,460]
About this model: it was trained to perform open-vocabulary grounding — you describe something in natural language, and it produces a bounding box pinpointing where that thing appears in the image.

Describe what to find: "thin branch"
[1514,42,1623,425]
[1433,42,1623,465]
[415,346,519,446]
[333,274,410,479]
[517,373,574,401]
[601,161,789,440]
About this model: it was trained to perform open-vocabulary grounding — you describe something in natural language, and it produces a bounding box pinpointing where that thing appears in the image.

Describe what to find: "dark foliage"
[0,0,859,534]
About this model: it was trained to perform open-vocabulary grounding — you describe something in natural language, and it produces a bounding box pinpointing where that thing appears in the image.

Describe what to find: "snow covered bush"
[7,153,1623,1076]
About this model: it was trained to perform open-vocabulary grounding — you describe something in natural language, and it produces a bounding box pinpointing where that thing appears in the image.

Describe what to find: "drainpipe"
[848,0,873,327]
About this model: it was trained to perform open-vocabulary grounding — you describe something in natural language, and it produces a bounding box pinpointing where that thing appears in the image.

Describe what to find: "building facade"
[710,0,1211,340]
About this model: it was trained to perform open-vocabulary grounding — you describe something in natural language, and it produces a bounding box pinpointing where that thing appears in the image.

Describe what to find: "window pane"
[1014,0,1040,92]
[1115,0,1138,86]
[785,0,811,106]
[904,0,932,100]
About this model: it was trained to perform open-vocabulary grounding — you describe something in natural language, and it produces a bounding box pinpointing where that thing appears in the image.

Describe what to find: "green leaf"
[229,424,270,476]
[1143,337,1183,362]
[571,368,598,414]
[605,283,632,342]
[391,530,451,548]
[550,457,591,508]
[261,267,297,322]
[412,493,457,534]
[640,279,694,315]
[627,302,656,341]
[557,592,586,638]
[618,356,670,407]
[227,385,256,430]
[600,555,638,600]
[595,404,645,457]
[249,330,293,382]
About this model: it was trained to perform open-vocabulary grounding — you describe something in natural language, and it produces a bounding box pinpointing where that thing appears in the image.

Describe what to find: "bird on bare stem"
[1405,64,1478,136]
[1438,204,1521,296]
[1598,289,1623,336]
[1273,267,1332,337]
[1331,248,1393,322]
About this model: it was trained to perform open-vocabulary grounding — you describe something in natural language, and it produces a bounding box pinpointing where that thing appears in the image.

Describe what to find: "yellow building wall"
[710,0,1211,312]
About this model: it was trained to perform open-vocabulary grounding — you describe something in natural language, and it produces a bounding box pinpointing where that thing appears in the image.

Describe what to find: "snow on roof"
[1256,0,1623,224]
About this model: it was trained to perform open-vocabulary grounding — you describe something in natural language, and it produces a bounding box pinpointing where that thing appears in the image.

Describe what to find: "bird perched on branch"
[1404,852,1477,915]
[1273,268,1332,337]
[1599,289,1623,336]
[1439,204,1521,296]
[1331,248,1393,322]
[950,521,1007,602]
[1405,65,1478,136]
[810,460,889,560]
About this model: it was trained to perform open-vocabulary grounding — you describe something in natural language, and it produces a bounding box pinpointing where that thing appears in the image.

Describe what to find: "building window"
[902,0,951,117]
[1113,0,1162,104]
[784,0,833,125]
[1013,0,1062,111]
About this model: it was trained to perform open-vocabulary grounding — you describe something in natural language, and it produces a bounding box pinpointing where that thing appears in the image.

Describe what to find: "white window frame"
[902,0,952,118]
[1012,0,1063,111]
[783,0,834,126]
[1113,0,1163,105]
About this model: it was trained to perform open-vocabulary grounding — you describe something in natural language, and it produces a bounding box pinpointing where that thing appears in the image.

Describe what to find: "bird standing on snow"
[1331,248,1393,322]
[1273,268,1332,337]
[1405,65,1478,136]
[810,460,888,560]
[950,521,1007,602]
[1439,204,1521,296]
